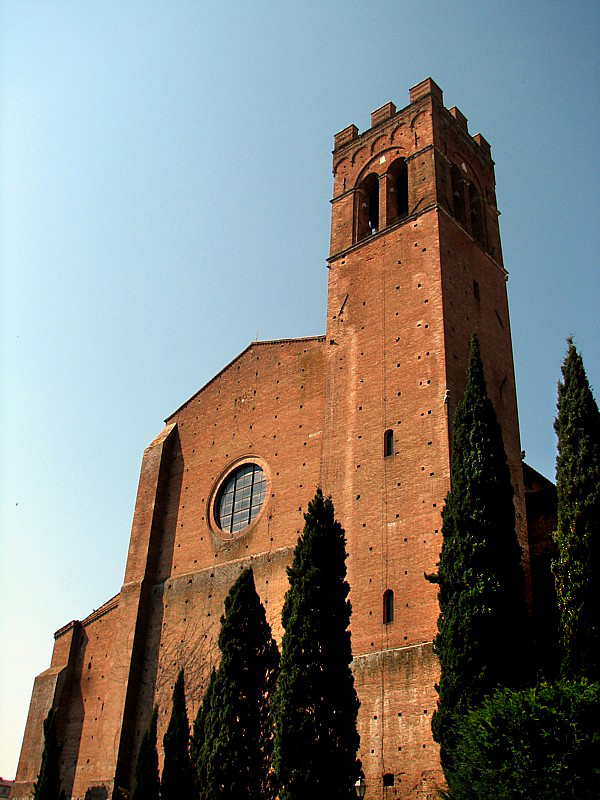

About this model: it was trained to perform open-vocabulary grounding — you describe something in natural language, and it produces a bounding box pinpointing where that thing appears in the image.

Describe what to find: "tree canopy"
[272,488,361,800]
[33,708,63,800]
[446,681,600,799]
[131,705,160,800]
[161,669,194,800]
[429,334,534,774]
[553,338,600,680]
[193,567,280,800]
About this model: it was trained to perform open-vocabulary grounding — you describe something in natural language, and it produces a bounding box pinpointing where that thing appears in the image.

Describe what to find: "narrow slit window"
[473,280,480,302]
[384,429,394,457]
[383,589,394,624]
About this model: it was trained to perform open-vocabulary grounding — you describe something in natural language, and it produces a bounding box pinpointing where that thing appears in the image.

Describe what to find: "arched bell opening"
[450,162,467,227]
[356,173,380,242]
[468,182,487,248]
[385,157,408,225]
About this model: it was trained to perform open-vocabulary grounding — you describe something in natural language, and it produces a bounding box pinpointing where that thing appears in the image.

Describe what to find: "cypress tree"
[553,338,600,680]
[33,708,63,800]
[192,567,280,800]
[272,488,361,800]
[428,334,534,776]
[131,705,160,800]
[161,669,194,800]
[190,667,217,786]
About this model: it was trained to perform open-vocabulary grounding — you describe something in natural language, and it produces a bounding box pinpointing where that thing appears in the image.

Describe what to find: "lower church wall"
[11,598,124,800]
[59,599,123,800]
[11,666,72,800]
[128,545,295,778]
[354,643,441,799]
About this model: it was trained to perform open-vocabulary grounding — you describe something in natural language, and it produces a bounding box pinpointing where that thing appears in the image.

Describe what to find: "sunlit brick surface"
[12,80,527,800]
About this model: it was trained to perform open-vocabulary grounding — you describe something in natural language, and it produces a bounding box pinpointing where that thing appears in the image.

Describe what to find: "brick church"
[12,79,555,799]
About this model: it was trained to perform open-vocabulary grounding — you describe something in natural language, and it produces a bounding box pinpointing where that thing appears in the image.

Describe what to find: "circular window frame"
[207,456,271,541]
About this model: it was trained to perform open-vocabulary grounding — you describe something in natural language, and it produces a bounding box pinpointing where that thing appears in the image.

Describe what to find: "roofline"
[54,593,120,639]
[522,460,555,489]
[165,335,325,421]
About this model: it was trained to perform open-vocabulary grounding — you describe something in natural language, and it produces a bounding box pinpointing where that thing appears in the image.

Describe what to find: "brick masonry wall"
[325,105,449,790]
[354,644,440,799]
[59,601,121,799]
[321,79,526,796]
[12,80,528,800]
[439,212,528,560]
[126,336,326,780]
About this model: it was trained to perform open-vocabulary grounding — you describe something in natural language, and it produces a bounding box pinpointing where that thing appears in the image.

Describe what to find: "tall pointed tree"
[131,705,160,800]
[33,707,63,800]
[161,669,194,800]
[428,334,534,776]
[553,338,600,681]
[192,567,280,800]
[272,489,361,800]
[190,667,217,785]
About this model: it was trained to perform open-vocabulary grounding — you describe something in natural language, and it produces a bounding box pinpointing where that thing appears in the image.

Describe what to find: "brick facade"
[12,79,538,800]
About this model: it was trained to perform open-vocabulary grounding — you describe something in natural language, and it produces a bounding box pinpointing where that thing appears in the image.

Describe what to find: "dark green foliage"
[272,489,361,800]
[444,680,600,799]
[192,567,280,800]
[161,669,194,800]
[428,335,534,774]
[553,338,600,680]
[190,667,216,782]
[33,708,63,800]
[131,705,160,800]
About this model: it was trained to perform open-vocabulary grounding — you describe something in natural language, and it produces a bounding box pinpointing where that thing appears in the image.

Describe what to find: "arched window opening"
[468,183,486,247]
[368,181,379,234]
[383,773,395,787]
[386,158,409,225]
[383,590,394,624]
[384,429,394,457]
[450,163,467,226]
[356,173,380,242]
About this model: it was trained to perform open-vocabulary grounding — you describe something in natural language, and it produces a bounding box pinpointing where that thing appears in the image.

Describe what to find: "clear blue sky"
[1,0,598,779]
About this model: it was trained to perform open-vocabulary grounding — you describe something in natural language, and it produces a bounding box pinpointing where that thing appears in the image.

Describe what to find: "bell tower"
[322,79,527,796]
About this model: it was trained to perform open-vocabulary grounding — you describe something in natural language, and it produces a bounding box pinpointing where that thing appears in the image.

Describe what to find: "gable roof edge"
[165,334,325,421]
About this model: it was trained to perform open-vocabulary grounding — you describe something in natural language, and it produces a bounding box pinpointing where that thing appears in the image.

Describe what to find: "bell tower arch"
[322,79,527,796]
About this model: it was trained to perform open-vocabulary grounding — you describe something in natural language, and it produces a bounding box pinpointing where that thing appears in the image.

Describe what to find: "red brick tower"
[322,78,527,797]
